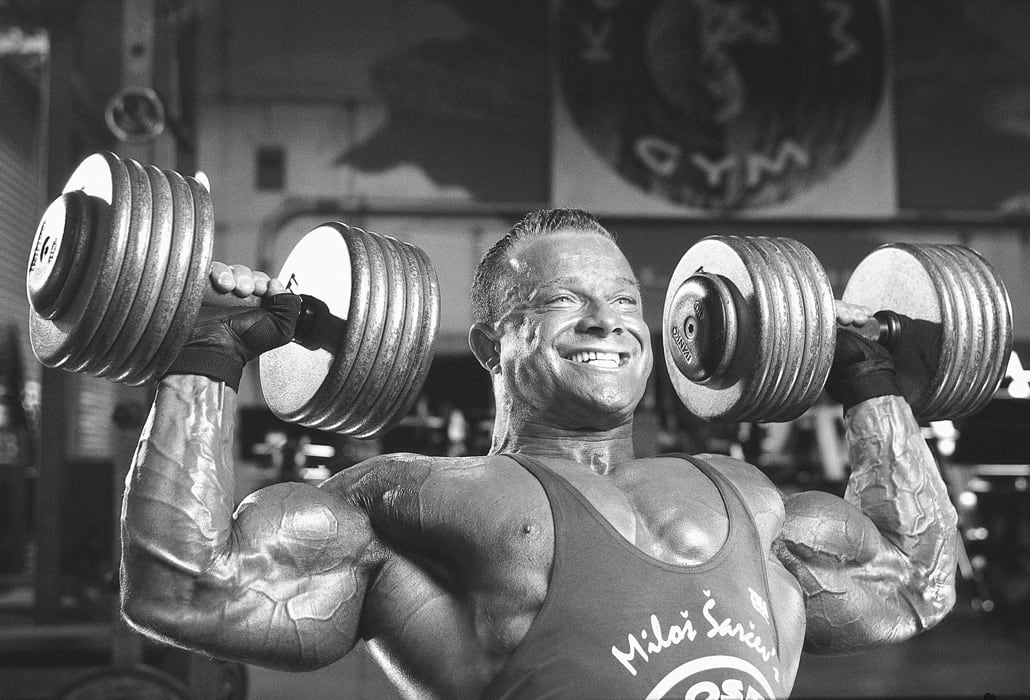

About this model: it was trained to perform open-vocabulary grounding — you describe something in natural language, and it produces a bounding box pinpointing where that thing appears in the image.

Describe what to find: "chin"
[569,395,640,429]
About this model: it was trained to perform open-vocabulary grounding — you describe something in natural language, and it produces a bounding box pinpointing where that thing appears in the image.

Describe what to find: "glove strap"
[165,346,245,392]
[835,364,902,413]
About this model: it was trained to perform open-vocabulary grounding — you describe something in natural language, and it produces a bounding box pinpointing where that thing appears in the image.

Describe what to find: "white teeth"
[569,351,621,367]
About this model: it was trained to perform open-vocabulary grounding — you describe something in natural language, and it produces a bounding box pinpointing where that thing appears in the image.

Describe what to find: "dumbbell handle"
[840,308,903,352]
[201,287,342,352]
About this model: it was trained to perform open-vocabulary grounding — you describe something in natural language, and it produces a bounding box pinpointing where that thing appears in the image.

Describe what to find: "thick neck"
[489,385,636,475]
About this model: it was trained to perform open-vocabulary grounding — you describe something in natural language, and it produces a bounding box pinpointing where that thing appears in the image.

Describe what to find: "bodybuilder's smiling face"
[494,230,653,430]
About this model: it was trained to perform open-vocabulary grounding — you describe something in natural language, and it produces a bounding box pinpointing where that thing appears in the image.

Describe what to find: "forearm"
[843,394,958,601]
[775,395,959,653]
[120,374,238,632]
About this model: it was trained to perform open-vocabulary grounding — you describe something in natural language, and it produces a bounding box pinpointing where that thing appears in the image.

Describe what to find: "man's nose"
[578,299,623,335]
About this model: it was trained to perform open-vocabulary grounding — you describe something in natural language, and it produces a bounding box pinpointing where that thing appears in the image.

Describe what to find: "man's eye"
[550,294,577,305]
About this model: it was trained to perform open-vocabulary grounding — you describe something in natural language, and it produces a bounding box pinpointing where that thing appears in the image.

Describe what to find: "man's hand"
[833,299,871,328]
[826,300,902,412]
[164,263,302,391]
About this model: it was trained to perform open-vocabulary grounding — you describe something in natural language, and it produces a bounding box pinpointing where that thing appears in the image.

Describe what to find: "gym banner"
[551,0,896,218]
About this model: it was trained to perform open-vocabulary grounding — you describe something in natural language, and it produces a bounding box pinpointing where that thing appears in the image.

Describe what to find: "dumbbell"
[662,235,1012,423]
[25,152,440,438]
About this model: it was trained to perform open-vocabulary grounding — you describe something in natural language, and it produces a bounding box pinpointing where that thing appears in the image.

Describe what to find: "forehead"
[507,231,636,286]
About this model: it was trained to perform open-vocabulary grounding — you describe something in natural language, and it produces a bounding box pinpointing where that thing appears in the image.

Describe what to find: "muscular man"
[120,209,958,698]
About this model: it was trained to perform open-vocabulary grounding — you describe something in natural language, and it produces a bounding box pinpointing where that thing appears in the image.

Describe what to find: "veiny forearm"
[121,375,237,586]
[120,375,378,668]
[843,395,958,593]
[775,396,958,653]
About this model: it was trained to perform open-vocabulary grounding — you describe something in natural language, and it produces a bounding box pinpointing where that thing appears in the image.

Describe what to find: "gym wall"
[0,59,43,389]
[188,0,1030,413]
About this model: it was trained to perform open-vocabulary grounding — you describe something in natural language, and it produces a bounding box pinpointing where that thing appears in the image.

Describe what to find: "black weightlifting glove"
[164,292,302,391]
[825,328,902,413]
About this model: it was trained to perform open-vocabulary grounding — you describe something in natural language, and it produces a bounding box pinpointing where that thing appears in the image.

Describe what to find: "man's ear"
[469,323,501,373]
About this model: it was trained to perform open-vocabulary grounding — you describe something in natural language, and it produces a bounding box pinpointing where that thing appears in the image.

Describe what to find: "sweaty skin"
[121,232,957,698]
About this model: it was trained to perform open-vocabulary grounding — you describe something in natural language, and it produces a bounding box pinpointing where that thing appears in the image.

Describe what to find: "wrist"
[836,365,902,413]
[164,347,245,392]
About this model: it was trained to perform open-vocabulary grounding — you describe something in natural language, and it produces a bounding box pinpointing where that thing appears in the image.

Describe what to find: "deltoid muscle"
[775,395,958,653]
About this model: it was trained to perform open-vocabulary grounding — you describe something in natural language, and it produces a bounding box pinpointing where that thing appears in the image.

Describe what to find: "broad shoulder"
[318,452,523,497]
[692,453,787,549]
[316,452,541,529]
[693,453,781,501]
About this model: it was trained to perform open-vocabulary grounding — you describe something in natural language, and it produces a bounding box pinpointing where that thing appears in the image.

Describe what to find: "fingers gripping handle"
[840,309,903,352]
[200,285,263,308]
[200,287,343,352]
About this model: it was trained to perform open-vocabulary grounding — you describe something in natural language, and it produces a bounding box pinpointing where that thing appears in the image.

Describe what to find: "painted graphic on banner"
[553,0,896,217]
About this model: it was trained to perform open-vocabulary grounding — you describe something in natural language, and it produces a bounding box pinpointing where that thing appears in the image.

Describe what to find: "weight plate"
[313,226,391,432]
[767,237,826,422]
[285,225,366,427]
[724,238,781,421]
[321,230,407,434]
[778,237,836,416]
[924,245,980,419]
[347,234,423,437]
[938,245,1009,418]
[951,245,996,416]
[842,244,946,417]
[302,224,376,426]
[751,238,806,422]
[29,152,131,369]
[121,167,194,386]
[108,165,176,382]
[65,155,147,373]
[663,237,766,422]
[172,176,216,369]
[359,238,428,436]
[87,158,155,377]
[968,247,1013,413]
[139,173,214,384]
[378,239,440,435]
[26,190,96,321]
[957,247,999,415]
[733,238,781,420]
[914,246,964,419]
[260,224,356,422]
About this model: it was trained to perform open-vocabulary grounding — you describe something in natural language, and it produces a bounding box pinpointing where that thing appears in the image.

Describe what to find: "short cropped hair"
[470,208,615,326]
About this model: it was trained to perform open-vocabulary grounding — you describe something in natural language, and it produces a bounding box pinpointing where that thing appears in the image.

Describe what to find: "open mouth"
[564,350,629,368]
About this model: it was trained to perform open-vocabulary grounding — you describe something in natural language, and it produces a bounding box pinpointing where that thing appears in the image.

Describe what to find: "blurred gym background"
[1,1,1029,697]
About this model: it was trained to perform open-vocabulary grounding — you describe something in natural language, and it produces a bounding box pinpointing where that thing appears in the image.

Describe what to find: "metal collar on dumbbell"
[26,191,96,322]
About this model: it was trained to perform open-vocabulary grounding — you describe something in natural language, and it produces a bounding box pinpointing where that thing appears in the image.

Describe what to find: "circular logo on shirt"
[646,655,776,699]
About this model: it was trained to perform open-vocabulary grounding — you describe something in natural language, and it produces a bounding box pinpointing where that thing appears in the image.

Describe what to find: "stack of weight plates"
[259,223,440,438]
[843,243,1012,420]
[27,152,213,386]
[663,235,836,423]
